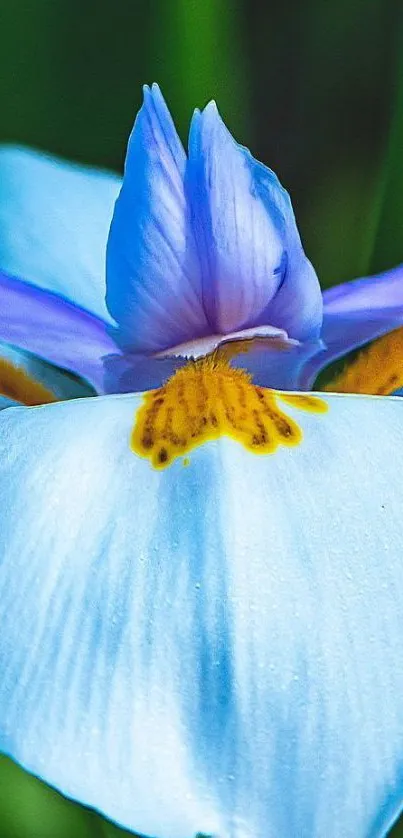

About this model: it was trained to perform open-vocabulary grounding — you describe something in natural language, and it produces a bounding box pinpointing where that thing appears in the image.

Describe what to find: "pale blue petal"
[0,397,20,410]
[106,84,208,353]
[0,393,403,837]
[0,145,120,324]
[187,103,323,340]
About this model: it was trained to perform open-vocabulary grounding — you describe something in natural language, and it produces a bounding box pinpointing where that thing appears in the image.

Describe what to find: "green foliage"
[0,756,100,838]
[368,24,403,274]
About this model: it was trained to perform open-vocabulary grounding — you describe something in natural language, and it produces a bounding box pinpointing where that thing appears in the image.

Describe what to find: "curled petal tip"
[203,99,220,119]
[142,83,165,113]
[142,84,153,105]
[200,101,232,144]
[148,83,166,110]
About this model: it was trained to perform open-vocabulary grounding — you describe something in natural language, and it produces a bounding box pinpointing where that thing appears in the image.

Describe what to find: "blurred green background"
[0,0,403,835]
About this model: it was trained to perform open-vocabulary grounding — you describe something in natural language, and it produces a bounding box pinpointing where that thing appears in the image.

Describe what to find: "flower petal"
[0,146,121,324]
[0,392,403,836]
[0,342,95,403]
[0,271,118,392]
[187,102,323,340]
[103,335,324,395]
[301,264,403,388]
[0,396,20,410]
[103,352,189,394]
[224,336,325,390]
[106,84,208,353]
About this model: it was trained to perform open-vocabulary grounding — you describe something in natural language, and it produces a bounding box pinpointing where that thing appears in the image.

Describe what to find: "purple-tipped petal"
[299,264,403,389]
[187,102,323,340]
[0,271,118,392]
[106,84,208,353]
[323,264,403,316]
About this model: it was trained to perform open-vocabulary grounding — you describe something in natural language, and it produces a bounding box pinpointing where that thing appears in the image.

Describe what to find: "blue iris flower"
[0,83,402,398]
[0,85,403,838]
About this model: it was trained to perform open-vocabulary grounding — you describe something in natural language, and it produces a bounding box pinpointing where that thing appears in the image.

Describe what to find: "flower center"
[131,355,327,469]
[0,358,57,406]
[324,327,403,395]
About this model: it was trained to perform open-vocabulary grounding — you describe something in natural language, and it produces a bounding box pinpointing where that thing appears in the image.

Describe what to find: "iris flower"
[1,84,403,402]
[1,85,403,837]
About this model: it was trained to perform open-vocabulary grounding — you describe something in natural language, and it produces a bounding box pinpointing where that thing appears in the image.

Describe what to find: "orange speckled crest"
[0,358,57,406]
[131,355,327,469]
[324,327,403,395]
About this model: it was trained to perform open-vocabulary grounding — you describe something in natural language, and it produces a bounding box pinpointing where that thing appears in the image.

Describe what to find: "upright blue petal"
[0,392,403,836]
[0,146,120,324]
[106,84,209,353]
[187,102,323,341]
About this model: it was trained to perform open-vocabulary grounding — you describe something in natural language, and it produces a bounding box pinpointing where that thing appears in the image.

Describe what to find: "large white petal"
[0,392,402,837]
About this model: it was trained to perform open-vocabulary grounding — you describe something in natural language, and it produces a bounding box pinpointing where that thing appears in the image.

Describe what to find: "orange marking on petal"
[131,356,327,469]
[0,358,57,406]
[323,327,403,395]
[279,393,329,413]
